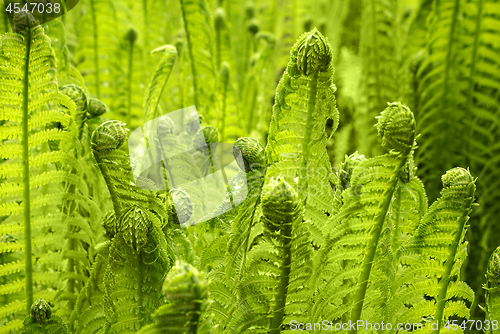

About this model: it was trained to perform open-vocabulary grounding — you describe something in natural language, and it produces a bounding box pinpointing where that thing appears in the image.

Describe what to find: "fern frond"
[216,62,242,144]
[0,14,88,330]
[69,241,110,334]
[137,260,214,333]
[102,206,173,334]
[390,167,476,332]
[413,0,466,202]
[241,32,276,144]
[178,0,217,120]
[460,0,500,318]
[222,175,313,333]
[144,45,178,123]
[73,0,118,102]
[353,0,400,157]
[310,102,416,331]
[265,28,339,235]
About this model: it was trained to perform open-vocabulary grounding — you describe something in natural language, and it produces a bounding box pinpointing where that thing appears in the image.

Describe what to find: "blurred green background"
[1,0,499,331]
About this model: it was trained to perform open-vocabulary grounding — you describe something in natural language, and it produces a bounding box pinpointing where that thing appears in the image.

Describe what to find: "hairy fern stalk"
[0,1,498,334]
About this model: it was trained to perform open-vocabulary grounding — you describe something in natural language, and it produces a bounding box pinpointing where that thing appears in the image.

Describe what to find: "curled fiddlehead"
[266,28,338,222]
[193,125,219,147]
[376,101,416,154]
[30,298,52,324]
[184,110,203,135]
[295,29,332,76]
[125,28,137,44]
[390,167,476,329]
[232,175,310,333]
[169,188,193,225]
[91,120,131,218]
[13,11,39,33]
[60,84,88,115]
[115,206,152,252]
[247,18,259,35]
[23,298,69,333]
[138,261,213,333]
[161,261,207,304]
[485,246,500,331]
[442,166,475,189]
[156,116,175,136]
[59,84,88,138]
[233,137,266,172]
[91,120,128,152]
[261,175,301,238]
[214,7,225,31]
[87,98,108,118]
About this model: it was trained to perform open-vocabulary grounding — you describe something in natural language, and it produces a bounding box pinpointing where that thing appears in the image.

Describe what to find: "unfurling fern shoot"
[265,28,339,224]
[260,176,309,334]
[22,299,69,334]
[137,260,213,333]
[349,102,416,330]
[393,167,477,333]
[233,137,267,173]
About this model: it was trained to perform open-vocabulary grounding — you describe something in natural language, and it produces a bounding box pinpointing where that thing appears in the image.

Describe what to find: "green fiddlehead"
[91,120,128,152]
[22,299,69,334]
[261,176,303,334]
[233,137,266,173]
[137,261,213,333]
[390,167,476,332]
[87,97,108,118]
[169,188,194,226]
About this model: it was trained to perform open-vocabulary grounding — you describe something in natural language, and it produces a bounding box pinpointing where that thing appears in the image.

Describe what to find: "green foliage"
[2,1,500,334]
[0,14,91,333]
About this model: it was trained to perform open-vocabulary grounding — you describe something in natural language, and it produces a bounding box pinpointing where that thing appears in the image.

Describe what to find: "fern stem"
[94,154,122,217]
[219,67,228,144]
[215,22,221,71]
[246,80,257,134]
[442,0,460,101]
[349,155,408,334]
[390,184,402,263]
[3,7,10,33]
[368,0,382,104]
[179,0,199,107]
[61,0,67,13]
[464,0,482,159]
[137,251,146,326]
[90,0,100,98]
[64,183,78,311]
[188,264,202,334]
[22,25,33,314]
[297,71,319,198]
[269,195,293,334]
[432,205,471,333]
[126,36,135,126]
